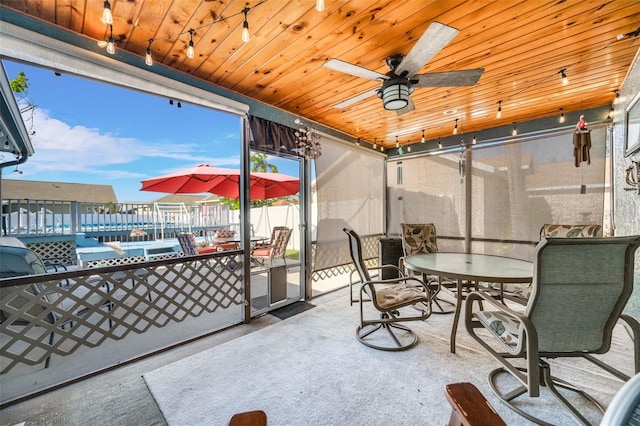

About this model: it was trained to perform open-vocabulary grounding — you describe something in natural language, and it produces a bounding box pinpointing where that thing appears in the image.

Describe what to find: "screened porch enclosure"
[387,124,608,261]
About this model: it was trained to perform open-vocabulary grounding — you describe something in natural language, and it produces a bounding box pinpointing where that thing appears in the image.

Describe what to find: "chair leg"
[488,361,606,426]
[356,312,418,351]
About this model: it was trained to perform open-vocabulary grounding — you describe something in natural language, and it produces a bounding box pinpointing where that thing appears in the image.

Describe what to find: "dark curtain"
[248,116,298,153]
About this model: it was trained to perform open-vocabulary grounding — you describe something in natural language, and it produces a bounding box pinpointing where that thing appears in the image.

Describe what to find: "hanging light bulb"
[373,137,377,150]
[438,138,443,149]
[472,134,477,145]
[559,108,565,123]
[453,118,459,135]
[106,25,115,55]
[512,122,517,136]
[186,29,195,58]
[421,130,425,143]
[102,0,113,24]
[496,100,502,119]
[559,68,569,86]
[316,0,325,12]
[242,8,250,43]
[356,138,360,146]
[395,136,399,149]
[145,39,153,66]
[407,145,412,153]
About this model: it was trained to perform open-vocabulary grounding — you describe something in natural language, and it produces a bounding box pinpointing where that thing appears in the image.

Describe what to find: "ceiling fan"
[323,22,484,115]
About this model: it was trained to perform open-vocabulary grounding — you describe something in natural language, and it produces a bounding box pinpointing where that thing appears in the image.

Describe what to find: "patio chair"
[344,228,432,351]
[500,223,604,305]
[252,227,292,267]
[398,223,456,314]
[177,232,217,256]
[464,236,640,425]
[213,229,238,250]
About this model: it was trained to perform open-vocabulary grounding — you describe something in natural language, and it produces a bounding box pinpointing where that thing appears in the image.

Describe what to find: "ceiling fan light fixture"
[379,79,411,110]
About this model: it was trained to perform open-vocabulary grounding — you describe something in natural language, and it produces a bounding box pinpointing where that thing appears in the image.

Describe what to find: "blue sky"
[3,59,299,202]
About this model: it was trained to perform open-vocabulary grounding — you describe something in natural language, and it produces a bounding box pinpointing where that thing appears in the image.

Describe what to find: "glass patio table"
[403,253,533,354]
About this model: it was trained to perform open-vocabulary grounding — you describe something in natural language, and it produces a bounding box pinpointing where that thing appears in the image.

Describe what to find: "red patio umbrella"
[140,164,299,200]
[140,164,239,194]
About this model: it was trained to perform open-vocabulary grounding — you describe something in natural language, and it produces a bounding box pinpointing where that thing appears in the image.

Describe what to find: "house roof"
[2,179,118,203]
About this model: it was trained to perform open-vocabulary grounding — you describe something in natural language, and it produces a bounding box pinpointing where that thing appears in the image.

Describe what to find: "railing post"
[71,201,78,234]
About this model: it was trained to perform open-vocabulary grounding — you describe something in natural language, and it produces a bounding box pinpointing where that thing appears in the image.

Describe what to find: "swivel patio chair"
[500,223,604,305]
[465,236,640,425]
[344,228,432,351]
[399,223,457,314]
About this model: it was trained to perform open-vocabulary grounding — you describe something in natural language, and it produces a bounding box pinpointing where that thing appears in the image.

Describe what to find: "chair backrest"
[343,228,372,283]
[400,223,439,256]
[213,229,235,239]
[526,236,640,354]
[269,228,292,259]
[0,245,48,278]
[539,224,602,239]
[177,232,199,256]
[269,226,288,245]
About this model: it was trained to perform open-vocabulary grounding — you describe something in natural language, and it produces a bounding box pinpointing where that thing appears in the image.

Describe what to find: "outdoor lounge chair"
[464,235,640,425]
[0,245,112,371]
[344,227,432,351]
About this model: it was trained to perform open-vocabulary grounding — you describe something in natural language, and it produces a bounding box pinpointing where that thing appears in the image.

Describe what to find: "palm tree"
[250,152,278,173]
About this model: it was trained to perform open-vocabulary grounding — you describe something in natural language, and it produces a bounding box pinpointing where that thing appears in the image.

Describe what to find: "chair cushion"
[473,311,521,351]
[375,285,427,310]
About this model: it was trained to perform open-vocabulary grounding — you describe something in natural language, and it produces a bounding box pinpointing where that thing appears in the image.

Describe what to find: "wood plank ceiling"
[2,0,640,149]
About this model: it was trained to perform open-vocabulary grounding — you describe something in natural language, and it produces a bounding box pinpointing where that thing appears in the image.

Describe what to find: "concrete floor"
[0,314,281,426]
[0,278,348,426]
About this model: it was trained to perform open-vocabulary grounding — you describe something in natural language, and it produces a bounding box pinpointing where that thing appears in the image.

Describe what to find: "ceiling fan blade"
[412,68,484,87]
[332,87,379,109]
[323,59,388,81]
[395,22,460,78]
[396,98,415,116]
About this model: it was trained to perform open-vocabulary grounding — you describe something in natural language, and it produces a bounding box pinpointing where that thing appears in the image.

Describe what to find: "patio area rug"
[143,288,635,425]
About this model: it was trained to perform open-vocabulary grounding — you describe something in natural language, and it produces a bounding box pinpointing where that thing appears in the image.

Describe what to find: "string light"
[373,138,377,150]
[559,108,565,123]
[512,122,517,136]
[496,100,502,119]
[453,118,459,135]
[316,0,325,12]
[241,7,251,43]
[186,29,195,58]
[145,39,153,66]
[101,0,113,25]
[559,68,569,86]
[106,25,115,55]
[99,1,268,65]
[421,130,425,143]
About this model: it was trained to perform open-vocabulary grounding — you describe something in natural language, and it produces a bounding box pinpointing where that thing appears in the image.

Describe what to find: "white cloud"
[21,108,239,175]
